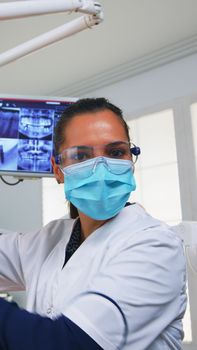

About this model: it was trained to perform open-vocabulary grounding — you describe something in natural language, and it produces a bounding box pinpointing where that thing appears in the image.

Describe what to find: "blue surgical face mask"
[63,156,136,220]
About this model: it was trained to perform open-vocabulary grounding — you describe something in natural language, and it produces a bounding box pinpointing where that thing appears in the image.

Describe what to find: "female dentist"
[0,98,186,349]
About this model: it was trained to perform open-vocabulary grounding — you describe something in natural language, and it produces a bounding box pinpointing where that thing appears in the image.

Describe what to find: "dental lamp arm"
[0,0,102,20]
[0,13,103,67]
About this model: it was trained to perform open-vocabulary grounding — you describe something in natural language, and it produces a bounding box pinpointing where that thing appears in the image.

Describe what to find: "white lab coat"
[0,204,186,350]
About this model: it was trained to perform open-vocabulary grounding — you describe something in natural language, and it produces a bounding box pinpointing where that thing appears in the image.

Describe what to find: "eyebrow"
[69,141,129,149]
[105,141,129,147]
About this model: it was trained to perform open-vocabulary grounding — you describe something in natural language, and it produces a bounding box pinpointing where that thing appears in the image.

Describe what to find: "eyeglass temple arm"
[55,155,61,165]
[130,145,141,156]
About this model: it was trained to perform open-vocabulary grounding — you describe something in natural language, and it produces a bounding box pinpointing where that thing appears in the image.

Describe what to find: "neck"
[78,211,108,240]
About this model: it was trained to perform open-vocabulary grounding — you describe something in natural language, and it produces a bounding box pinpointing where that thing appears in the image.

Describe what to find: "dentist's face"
[53,109,130,182]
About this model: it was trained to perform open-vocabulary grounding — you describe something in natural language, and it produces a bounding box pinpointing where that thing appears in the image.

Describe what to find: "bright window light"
[190,103,197,179]
[127,109,192,342]
[127,109,181,224]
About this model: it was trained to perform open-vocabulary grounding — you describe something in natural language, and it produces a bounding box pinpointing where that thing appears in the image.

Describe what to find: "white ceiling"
[0,0,197,97]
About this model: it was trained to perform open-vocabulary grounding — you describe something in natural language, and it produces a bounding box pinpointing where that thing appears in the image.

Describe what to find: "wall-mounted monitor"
[0,95,76,178]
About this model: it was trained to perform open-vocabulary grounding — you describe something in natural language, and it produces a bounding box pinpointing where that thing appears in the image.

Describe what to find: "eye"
[70,151,91,162]
[76,152,89,161]
[108,148,126,158]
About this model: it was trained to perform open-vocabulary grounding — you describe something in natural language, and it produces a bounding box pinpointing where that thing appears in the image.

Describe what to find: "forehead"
[62,109,128,148]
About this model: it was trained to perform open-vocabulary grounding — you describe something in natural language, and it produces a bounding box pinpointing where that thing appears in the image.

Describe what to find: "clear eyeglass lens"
[63,157,133,178]
[59,142,131,167]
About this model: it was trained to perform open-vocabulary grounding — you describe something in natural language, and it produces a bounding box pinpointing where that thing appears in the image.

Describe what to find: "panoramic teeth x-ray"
[19,109,53,139]
[18,139,52,172]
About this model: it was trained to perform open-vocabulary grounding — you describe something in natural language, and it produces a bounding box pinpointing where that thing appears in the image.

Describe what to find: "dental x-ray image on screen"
[0,96,75,177]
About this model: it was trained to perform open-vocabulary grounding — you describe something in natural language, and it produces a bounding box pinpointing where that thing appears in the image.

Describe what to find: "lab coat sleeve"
[64,228,187,350]
[0,230,25,291]
[0,298,102,350]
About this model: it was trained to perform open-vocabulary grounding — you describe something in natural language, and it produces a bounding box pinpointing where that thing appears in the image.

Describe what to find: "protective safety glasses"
[62,156,134,178]
[55,141,140,168]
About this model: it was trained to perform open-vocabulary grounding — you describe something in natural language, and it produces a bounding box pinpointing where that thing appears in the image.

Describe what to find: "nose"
[92,156,108,172]
[93,147,106,158]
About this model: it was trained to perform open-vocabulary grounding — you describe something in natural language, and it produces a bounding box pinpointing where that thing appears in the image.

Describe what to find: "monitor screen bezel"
[0,94,77,178]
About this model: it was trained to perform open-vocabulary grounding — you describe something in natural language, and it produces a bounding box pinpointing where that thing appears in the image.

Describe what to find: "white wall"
[0,178,43,307]
[0,178,42,232]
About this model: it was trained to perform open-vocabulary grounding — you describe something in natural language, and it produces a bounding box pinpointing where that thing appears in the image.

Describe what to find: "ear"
[51,156,64,184]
